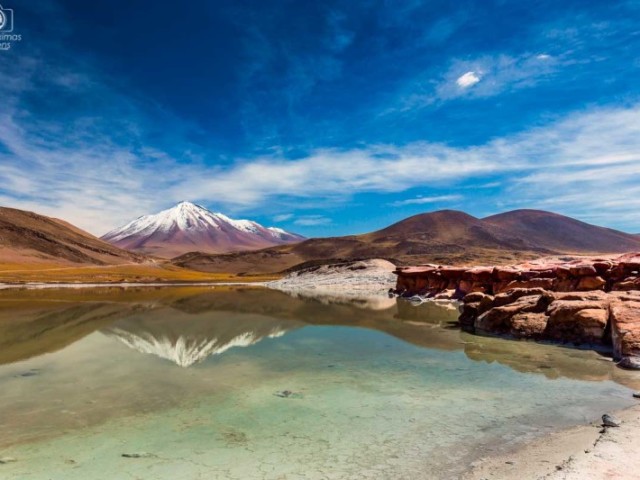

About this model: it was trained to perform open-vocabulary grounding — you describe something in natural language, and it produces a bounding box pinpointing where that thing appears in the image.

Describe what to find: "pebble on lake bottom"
[121,453,155,459]
[274,390,304,399]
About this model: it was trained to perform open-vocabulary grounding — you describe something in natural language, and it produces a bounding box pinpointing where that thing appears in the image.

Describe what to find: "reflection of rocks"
[1,286,636,386]
[277,290,397,311]
[0,302,144,365]
[395,299,460,325]
[395,298,640,384]
[460,290,640,369]
[395,254,640,369]
[102,312,301,367]
[462,336,615,382]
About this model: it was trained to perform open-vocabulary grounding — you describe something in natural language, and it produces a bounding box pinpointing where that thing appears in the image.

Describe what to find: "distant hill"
[174,209,640,274]
[482,209,640,253]
[0,206,146,265]
[102,201,305,258]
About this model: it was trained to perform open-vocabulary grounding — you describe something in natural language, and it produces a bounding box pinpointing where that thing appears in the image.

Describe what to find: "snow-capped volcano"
[101,201,305,258]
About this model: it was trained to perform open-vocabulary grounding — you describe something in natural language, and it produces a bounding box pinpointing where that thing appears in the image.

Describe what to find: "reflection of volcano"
[102,311,301,367]
[2,286,633,385]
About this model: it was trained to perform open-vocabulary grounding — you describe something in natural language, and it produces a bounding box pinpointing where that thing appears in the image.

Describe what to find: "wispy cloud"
[272,213,294,222]
[2,56,640,234]
[0,52,189,234]
[293,215,332,226]
[1,4,640,235]
[391,194,463,207]
[172,144,503,208]
[435,53,560,102]
[170,103,640,231]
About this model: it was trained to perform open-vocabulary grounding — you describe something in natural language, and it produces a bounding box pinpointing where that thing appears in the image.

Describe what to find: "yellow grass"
[0,262,280,284]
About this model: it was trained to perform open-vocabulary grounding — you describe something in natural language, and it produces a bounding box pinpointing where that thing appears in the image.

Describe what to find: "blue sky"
[1,0,639,236]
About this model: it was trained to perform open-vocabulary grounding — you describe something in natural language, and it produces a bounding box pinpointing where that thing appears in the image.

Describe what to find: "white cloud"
[3,102,640,233]
[3,101,640,234]
[1,50,640,234]
[273,213,294,222]
[394,53,562,109]
[456,71,480,88]
[170,104,640,232]
[391,194,463,207]
[294,215,332,226]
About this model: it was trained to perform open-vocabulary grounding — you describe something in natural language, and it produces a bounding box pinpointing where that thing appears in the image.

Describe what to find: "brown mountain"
[173,209,640,274]
[482,209,640,253]
[0,206,145,265]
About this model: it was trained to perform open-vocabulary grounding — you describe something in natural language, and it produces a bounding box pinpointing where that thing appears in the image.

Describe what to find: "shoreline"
[0,281,265,290]
[462,402,640,479]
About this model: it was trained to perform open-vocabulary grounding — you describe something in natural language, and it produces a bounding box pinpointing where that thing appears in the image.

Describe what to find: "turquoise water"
[0,287,636,479]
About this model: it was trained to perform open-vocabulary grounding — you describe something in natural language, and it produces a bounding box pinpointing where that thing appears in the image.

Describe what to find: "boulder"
[610,291,640,302]
[554,278,577,291]
[469,283,488,294]
[552,290,610,302]
[569,264,598,277]
[593,261,612,275]
[556,266,572,279]
[576,275,606,291]
[439,267,467,279]
[503,278,554,291]
[476,295,548,335]
[493,288,548,307]
[458,279,473,294]
[459,302,480,331]
[532,269,557,279]
[493,267,521,281]
[610,300,640,369]
[612,277,640,291]
[509,312,549,339]
[469,267,494,283]
[463,292,489,304]
[546,300,609,343]
[462,292,494,314]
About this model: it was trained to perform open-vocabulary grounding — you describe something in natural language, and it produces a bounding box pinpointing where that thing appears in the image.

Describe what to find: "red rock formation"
[394,254,640,297]
[610,299,640,369]
[394,254,640,370]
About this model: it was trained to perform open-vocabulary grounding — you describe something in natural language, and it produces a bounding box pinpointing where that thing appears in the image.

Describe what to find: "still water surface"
[0,286,637,479]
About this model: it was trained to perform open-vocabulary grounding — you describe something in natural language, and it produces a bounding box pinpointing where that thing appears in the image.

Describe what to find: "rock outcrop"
[394,254,640,369]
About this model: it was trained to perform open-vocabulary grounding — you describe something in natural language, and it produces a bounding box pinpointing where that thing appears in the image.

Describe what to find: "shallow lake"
[0,286,637,479]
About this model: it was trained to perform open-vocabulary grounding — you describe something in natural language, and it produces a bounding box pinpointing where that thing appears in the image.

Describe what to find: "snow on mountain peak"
[101,201,305,257]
